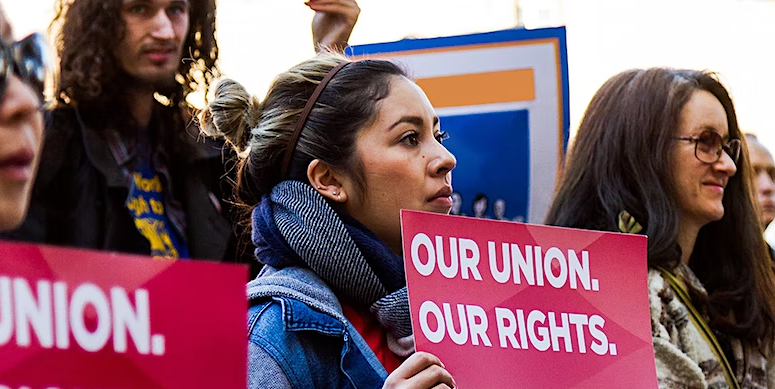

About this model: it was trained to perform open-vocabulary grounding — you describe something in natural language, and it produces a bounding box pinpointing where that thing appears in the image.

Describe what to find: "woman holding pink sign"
[0,5,48,233]
[200,52,458,388]
[547,68,775,388]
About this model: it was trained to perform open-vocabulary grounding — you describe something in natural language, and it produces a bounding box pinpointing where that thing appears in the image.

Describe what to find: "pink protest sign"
[0,241,247,389]
[401,210,656,388]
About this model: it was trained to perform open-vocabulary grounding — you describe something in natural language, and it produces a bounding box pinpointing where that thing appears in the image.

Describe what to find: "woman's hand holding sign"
[383,352,456,389]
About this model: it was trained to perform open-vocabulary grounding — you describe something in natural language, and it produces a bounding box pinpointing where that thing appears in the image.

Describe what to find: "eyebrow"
[388,115,440,131]
[698,125,731,140]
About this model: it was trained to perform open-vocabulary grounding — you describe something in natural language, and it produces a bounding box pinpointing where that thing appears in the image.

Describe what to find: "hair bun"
[199,78,261,153]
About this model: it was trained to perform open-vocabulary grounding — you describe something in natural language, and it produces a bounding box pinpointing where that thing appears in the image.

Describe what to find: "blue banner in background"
[443,110,529,220]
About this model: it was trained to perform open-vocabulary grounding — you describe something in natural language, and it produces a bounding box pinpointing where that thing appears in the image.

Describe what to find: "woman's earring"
[337,194,342,202]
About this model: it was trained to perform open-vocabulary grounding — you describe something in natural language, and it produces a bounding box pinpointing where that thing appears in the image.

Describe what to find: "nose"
[714,150,737,177]
[0,75,40,125]
[429,141,456,179]
[150,10,175,40]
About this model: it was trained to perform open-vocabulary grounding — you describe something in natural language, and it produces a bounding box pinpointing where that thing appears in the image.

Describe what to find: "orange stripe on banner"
[416,69,535,108]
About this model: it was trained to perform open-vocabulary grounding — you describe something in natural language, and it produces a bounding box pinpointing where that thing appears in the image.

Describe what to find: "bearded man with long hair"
[6,0,360,265]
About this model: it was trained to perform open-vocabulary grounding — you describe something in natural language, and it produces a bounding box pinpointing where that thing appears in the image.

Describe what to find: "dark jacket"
[4,104,244,263]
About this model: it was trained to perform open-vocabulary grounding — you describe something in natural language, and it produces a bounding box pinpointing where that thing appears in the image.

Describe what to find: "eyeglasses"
[674,130,741,165]
[0,33,51,106]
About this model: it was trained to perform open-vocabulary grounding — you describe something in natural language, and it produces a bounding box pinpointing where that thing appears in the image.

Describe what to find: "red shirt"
[341,304,405,373]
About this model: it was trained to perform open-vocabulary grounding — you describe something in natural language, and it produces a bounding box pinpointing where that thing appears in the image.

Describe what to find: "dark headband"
[280,61,350,181]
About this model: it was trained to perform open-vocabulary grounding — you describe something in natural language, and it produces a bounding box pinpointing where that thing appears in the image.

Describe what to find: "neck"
[126,87,156,128]
[387,237,402,256]
[677,220,701,265]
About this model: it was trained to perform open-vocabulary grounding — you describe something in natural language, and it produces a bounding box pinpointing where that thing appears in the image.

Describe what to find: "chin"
[421,207,448,216]
[708,209,725,223]
[0,210,25,233]
[133,70,179,90]
[431,205,453,215]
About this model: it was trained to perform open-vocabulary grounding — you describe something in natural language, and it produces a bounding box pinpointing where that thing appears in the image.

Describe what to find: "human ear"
[307,159,348,203]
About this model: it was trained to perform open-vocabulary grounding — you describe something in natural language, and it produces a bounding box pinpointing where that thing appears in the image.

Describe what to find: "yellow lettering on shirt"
[133,218,179,259]
[133,172,163,192]
[127,196,150,217]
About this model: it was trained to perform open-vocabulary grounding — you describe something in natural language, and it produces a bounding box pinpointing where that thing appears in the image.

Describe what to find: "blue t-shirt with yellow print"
[124,128,189,259]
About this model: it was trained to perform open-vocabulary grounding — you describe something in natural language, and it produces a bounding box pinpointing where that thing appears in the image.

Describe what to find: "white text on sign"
[410,233,600,290]
[409,233,616,356]
[0,277,165,355]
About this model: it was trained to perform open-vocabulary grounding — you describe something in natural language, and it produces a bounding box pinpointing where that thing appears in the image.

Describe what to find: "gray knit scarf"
[261,180,414,355]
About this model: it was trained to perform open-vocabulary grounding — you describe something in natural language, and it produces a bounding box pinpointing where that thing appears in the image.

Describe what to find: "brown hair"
[199,52,408,206]
[51,0,218,110]
[546,68,775,345]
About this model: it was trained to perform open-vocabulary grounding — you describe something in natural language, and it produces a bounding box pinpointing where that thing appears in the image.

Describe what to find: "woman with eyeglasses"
[546,68,775,388]
[0,5,49,232]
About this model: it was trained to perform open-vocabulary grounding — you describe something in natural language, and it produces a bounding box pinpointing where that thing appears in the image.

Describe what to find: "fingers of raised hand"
[305,0,360,21]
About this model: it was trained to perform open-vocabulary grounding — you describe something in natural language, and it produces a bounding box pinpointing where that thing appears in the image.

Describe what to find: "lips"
[702,178,727,190]
[141,45,177,65]
[428,186,453,202]
[703,179,725,187]
[0,149,35,181]
[144,51,173,65]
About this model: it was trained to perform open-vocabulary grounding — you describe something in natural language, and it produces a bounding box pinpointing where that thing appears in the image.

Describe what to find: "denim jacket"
[246,266,389,389]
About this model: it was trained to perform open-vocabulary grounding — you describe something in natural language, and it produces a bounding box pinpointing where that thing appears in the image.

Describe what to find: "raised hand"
[306,0,360,53]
